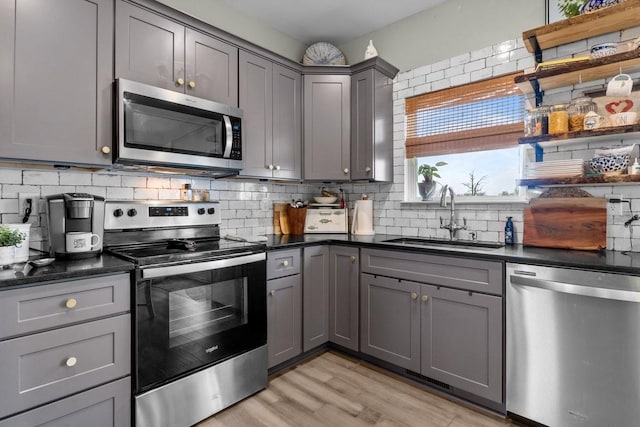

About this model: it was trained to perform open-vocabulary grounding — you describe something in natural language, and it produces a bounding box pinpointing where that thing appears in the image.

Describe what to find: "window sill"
[402,196,530,206]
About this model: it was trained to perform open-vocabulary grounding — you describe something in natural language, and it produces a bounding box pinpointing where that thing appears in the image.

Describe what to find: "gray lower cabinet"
[239,51,301,179]
[116,0,238,105]
[0,376,131,427]
[0,273,131,425]
[360,273,421,372]
[420,284,502,403]
[0,0,113,166]
[302,245,329,351]
[267,273,302,368]
[350,68,393,182]
[267,248,302,368]
[328,245,360,351]
[303,74,351,180]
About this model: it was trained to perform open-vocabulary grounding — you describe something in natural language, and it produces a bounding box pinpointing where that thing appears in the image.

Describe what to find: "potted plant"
[417,161,447,200]
[0,225,25,267]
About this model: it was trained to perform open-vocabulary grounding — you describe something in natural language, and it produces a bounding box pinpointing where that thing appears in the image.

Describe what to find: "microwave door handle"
[223,115,233,158]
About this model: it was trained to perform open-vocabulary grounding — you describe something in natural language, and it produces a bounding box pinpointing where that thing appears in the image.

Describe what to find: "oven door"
[134,252,266,393]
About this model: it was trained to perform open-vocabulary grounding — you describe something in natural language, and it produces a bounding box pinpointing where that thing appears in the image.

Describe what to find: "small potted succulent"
[417,161,447,200]
[0,225,25,267]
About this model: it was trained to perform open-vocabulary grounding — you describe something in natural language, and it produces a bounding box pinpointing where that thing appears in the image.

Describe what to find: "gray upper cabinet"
[239,52,301,179]
[115,0,238,105]
[360,274,421,372]
[351,68,394,182]
[329,245,360,352]
[303,75,351,181]
[0,0,113,166]
[303,245,330,351]
[420,284,503,403]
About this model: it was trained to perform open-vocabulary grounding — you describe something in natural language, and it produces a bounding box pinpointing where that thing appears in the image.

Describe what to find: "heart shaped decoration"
[605,99,634,114]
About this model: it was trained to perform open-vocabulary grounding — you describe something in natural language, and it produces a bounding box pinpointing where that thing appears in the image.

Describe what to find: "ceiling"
[222,0,447,46]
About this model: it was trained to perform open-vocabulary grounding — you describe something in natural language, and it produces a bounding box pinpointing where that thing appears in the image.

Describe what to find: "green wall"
[157,0,545,72]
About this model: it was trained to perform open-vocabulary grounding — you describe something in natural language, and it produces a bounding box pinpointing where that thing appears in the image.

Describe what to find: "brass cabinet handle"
[350,256,356,263]
[65,298,77,309]
[176,78,185,86]
[365,166,371,173]
[411,292,418,300]
[267,164,274,170]
[275,165,281,170]
[65,356,77,367]
[282,260,289,267]
[269,290,276,296]
[422,295,429,302]
[343,168,349,174]
[188,81,196,89]
[101,146,111,154]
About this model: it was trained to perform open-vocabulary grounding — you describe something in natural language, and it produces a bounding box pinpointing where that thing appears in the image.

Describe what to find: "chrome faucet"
[439,185,466,240]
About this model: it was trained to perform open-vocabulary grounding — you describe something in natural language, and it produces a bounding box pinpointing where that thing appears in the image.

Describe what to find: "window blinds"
[405,72,524,158]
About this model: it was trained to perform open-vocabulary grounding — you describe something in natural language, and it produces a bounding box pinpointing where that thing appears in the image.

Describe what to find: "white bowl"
[314,196,338,204]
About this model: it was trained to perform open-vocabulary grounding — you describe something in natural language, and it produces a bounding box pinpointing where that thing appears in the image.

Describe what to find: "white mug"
[583,111,606,130]
[66,232,101,252]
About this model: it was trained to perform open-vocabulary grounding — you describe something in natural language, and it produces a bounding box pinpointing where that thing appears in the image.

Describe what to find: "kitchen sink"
[382,237,505,250]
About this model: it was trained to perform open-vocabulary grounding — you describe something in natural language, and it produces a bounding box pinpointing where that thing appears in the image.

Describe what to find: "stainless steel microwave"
[115,78,243,175]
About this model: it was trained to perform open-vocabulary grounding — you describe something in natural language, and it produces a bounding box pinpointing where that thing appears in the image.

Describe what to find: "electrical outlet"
[606,194,624,215]
[18,193,39,219]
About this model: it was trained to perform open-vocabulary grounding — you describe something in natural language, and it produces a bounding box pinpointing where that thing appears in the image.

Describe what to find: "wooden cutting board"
[523,197,607,250]
[273,203,290,234]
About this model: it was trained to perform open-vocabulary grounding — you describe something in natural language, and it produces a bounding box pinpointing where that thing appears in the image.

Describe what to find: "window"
[404,73,526,201]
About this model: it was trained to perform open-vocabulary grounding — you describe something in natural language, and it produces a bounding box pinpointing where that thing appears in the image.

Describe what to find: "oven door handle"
[141,252,265,278]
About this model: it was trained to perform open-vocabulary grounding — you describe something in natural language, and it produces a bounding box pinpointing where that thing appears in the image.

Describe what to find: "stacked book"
[525,159,585,179]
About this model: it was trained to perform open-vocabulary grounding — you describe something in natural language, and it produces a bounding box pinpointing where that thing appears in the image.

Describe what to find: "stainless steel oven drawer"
[267,248,301,280]
[0,314,131,419]
[0,273,130,339]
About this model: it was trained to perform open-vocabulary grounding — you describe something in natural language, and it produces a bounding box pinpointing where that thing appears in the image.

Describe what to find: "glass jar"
[524,106,551,136]
[538,105,551,135]
[567,96,597,131]
[549,104,569,134]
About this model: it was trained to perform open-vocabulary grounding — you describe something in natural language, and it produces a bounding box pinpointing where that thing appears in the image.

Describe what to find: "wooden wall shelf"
[519,124,640,146]
[519,174,640,187]
[515,50,640,95]
[523,0,640,54]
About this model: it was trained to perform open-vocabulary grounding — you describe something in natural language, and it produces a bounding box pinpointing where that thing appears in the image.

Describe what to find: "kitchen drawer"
[267,248,301,280]
[0,273,130,339]
[0,314,131,419]
[0,376,131,427]
[361,248,503,295]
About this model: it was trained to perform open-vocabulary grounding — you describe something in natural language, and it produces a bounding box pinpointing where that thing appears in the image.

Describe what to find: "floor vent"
[406,370,451,391]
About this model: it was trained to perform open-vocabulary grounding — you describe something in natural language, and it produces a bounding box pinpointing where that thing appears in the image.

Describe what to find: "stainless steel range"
[103,200,267,427]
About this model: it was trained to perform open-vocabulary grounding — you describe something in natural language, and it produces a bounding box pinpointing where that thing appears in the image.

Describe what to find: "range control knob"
[207,207,216,215]
[127,208,137,217]
[113,209,124,217]
[197,208,206,215]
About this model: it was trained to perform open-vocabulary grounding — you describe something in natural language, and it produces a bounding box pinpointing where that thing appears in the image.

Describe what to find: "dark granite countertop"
[266,234,640,275]
[0,253,135,290]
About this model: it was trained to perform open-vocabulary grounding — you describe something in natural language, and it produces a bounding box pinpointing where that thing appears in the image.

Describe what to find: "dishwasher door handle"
[510,274,640,302]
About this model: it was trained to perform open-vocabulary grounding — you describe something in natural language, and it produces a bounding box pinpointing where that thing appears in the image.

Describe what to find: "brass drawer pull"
[65,298,77,309]
[65,356,77,367]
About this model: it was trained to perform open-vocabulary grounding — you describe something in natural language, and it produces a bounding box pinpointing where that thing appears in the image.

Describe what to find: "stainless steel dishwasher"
[506,263,640,427]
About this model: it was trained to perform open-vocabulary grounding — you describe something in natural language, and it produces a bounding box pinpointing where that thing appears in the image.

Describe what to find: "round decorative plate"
[302,42,346,66]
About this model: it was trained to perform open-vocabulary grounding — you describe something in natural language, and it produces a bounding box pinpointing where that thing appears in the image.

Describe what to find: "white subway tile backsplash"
[23,171,59,186]
[59,172,92,186]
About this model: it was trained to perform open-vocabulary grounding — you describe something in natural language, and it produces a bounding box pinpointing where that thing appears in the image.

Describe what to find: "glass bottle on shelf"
[549,104,569,134]
[567,96,597,131]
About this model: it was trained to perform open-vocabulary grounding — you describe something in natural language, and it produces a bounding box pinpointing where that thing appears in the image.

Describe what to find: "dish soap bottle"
[629,158,640,175]
[505,217,515,245]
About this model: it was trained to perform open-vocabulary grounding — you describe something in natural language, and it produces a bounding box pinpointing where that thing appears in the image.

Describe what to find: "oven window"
[123,92,225,157]
[168,275,248,348]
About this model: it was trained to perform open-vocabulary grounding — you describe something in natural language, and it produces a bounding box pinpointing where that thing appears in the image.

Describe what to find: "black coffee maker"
[46,193,105,258]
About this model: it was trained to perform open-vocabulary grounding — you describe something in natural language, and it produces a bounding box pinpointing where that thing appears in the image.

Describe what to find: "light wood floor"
[197,351,520,427]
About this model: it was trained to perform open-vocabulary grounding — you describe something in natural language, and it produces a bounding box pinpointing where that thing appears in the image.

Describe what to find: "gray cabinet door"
[186,28,238,106]
[267,274,302,368]
[351,69,393,182]
[0,314,131,419]
[329,245,359,351]
[420,284,503,403]
[303,245,329,351]
[0,0,113,166]
[239,51,273,178]
[115,0,184,92]
[303,75,351,180]
[272,64,302,180]
[0,376,131,427]
[360,273,420,372]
